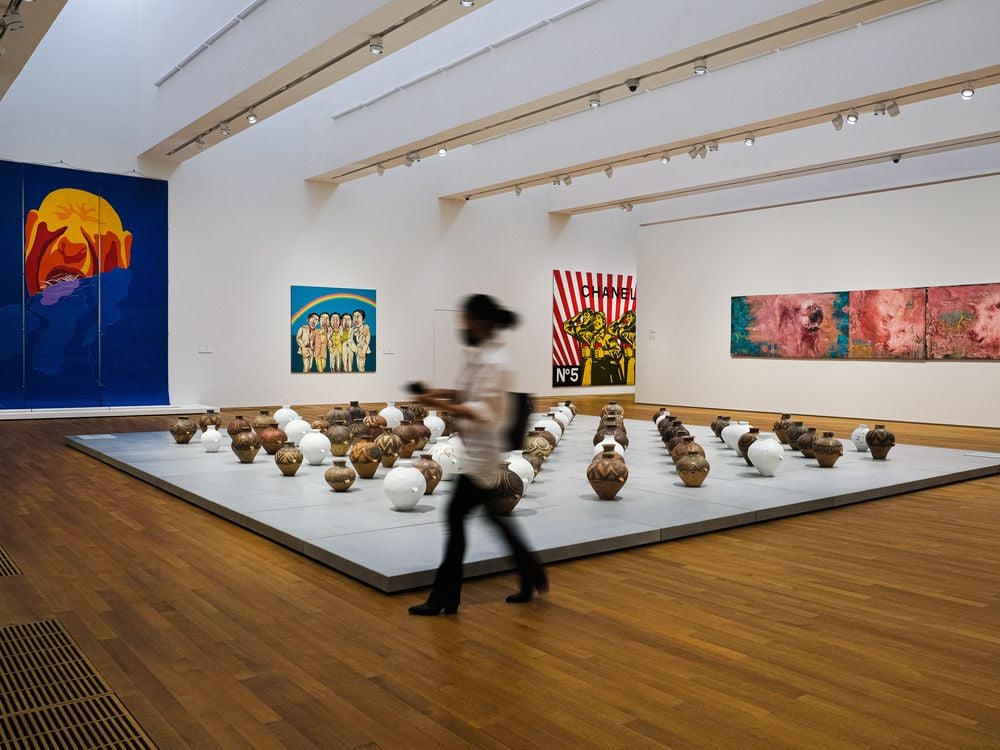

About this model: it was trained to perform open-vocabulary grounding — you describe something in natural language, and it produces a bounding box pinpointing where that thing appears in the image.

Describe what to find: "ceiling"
[4,0,998,224]
[0,0,67,100]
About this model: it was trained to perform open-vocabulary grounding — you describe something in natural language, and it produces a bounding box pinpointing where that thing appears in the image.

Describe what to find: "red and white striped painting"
[552,270,636,387]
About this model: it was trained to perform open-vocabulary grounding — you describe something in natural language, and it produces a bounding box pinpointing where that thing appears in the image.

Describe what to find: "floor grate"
[0,545,22,577]
[0,619,157,749]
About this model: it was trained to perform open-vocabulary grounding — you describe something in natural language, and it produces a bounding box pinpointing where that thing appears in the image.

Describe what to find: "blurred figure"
[409,294,546,615]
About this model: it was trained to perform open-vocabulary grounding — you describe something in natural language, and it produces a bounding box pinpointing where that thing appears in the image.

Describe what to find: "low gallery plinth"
[66,416,1000,593]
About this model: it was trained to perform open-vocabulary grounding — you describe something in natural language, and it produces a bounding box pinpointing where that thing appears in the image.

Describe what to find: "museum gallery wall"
[0,160,168,409]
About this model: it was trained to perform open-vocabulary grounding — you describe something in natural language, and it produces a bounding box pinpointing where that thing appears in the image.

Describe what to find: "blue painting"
[0,161,168,408]
[290,286,376,373]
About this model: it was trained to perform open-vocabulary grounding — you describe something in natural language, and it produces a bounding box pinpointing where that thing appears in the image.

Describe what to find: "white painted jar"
[747,434,784,477]
[299,429,331,466]
[721,421,751,452]
[851,424,870,452]
[592,440,625,457]
[284,417,311,446]
[423,410,446,442]
[430,437,460,481]
[274,405,298,432]
[379,402,404,429]
[507,451,535,487]
[201,425,223,453]
[384,466,426,511]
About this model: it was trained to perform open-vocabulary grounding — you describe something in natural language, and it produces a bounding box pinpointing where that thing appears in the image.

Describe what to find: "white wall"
[167,107,637,406]
[636,176,1000,427]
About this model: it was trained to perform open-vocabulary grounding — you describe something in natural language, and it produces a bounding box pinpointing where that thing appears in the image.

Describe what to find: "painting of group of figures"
[552,270,636,387]
[290,286,376,373]
[731,283,1000,360]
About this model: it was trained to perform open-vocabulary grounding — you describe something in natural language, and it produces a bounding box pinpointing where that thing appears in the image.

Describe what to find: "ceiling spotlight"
[438,146,448,156]
[960,82,975,100]
[707,141,719,152]
[621,202,634,212]
[588,93,601,108]
[625,78,639,93]
[832,113,844,131]
[514,185,522,196]
[460,0,475,6]
[659,153,670,164]
[688,145,700,159]
[2,12,23,31]
[405,152,420,166]
[693,59,708,75]
[744,133,755,146]
[552,178,560,186]
[604,165,613,179]
[369,37,384,55]
[246,110,258,124]
[376,163,385,176]
[219,122,231,136]
[846,109,860,124]
[562,175,572,186]
[194,138,206,150]
[886,101,900,117]
[873,102,886,117]
[698,144,707,159]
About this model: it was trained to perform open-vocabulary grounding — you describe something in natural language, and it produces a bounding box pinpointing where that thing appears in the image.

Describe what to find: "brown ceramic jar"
[772,414,793,444]
[169,415,198,444]
[738,427,760,466]
[676,454,710,487]
[413,453,443,495]
[671,435,706,464]
[797,427,818,458]
[252,410,278,435]
[226,415,251,438]
[374,432,402,468]
[231,426,261,463]
[349,439,382,479]
[587,445,629,500]
[199,409,222,433]
[865,424,896,459]
[813,432,844,468]
[326,421,351,456]
[324,459,357,492]
[489,462,524,515]
[275,441,303,476]
[259,426,288,455]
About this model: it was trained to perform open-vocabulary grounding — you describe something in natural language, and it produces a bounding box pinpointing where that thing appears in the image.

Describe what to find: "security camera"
[625,78,639,93]
[891,154,901,164]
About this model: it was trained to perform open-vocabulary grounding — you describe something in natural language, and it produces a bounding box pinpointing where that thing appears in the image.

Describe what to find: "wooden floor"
[1,396,998,749]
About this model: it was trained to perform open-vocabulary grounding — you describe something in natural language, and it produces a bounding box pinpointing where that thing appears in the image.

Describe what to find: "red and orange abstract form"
[731,292,849,358]
[848,288,926,359]
[926,283,1000,360]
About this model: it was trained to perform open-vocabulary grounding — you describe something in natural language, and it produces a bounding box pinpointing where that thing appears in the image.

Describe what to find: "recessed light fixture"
[693,59,708,75]
[604,165,614,178]
[552,178,560,186]
[744,133,755,146]
[460,0,475,6]
[219,122,231,136]
[438,146,448,156]
[886,101,900,117]
[846,109,860,124]
[405,152,420,166]
[588,93,601,108]
[514,185,522,196]
[621,202,634,212]
[873,102,886,116]
[562,175,572,186]
[376,164,385,176]
[832,113,844,131]
[659,153,670,164]
[2,12,23,31]
[707,141,719,152]
[688,145,700,159]
[246,110,258,124]
[960,82,975,100]
[369,36,384,55]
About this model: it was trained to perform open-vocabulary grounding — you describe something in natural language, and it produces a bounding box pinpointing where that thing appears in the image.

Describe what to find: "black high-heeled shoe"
[408,600,459,616]
[506,570,549,604]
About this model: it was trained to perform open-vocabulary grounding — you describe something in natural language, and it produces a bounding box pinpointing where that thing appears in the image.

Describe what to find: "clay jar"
[564,401,578,417]
[324,459,356,492]
[349,419,372,446]
[400,404,417,423]
[813,432,844,468]
[201,425,223,453]
[413,422,433,452]
[671,435,706,464]
[676,454,710,488]
[231,427,261,464]
[199,409,223,433]
[326,421,351,457]
[796,427,819,458]
[593,419,629,449]
[666,429,692,458]
[865,425,896,459]
[784,421,807,450]
[772,414,793,444]
[364,410,388,438]
[851,424,870,452]
[374,432,402,468]
[652,408,670,424]
[440,411,456,437]
[738,427,760,466]
[587,444,629,501]
[227,415,251,438]
[310,417,331,431]
[721,421,751,452]
[747,435,784,477]
[169,416,198,444]
[534,426,558,451]
[347,401,366,422]
[711,416,731,440]
[412,453,443,495]
[660,418,685,443]
[409,403,428,422]
[490,462,524,515]
[259,426,288,455]
[252,410,278,435]
[601,401,625,419]
[349,439,382,479]
[393,420,421,459]
[325,406,351,425]
[521,450,543,477]
[522,430,553,463]
[275,441,303,476]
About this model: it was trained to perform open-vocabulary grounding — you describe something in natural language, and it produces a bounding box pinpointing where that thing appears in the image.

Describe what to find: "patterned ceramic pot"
[587,445,628,500]
[534,427,558,450]
[660,418,684,443]
[252,410,278,435]
[324,459,356,492]
[226,415,251,438]
[670,435,705,464]
[169,415,198,444]
[523,430,553,462]
[349,419,372,445]
[711,416,731,440]
[375,432,402,468]
[412,453,443,495]
[326,421,351,456]
[430,437,460,480]
[199,409,223,433]
[409,403,428,422]
[274,441,303,476]
[797,427,819,458]
[231,427,261,464]
[652,407,670,424]
[738,427,760,466]
[413,422,432,451]
[601,401,625,418]
[772,414,793,444]
[521,450,543,477]
[349,439,382,479]
[666,429,692,457]
[324,406,352,425]
[347,401,366,422]
[813,432,844,468]
[393,421,421,459]
[364,410,388,438]
[784,421,807,450]
[490,462,524,515]
[865,425,895,460]
[676,454,710,488]
[259,426,288,455]
[440,411,456,437]
[310,417,330,431]
[851,424,870,452]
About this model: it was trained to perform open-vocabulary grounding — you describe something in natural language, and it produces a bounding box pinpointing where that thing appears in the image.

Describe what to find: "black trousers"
[429,474,541,606]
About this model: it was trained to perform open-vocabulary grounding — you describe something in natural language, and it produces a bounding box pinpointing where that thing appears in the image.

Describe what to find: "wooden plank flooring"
[1,396,998,748]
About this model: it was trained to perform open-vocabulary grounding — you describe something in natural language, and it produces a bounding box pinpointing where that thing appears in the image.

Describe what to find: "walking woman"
[409,294,547,615]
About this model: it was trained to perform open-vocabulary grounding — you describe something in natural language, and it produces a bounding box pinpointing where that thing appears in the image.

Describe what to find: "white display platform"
[66,416,1000,593]
[2,404,216,421]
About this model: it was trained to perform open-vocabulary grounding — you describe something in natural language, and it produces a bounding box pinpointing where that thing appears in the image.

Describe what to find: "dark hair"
[307,313,319,321]
[352,309,366,321]
[463,294,518,330]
